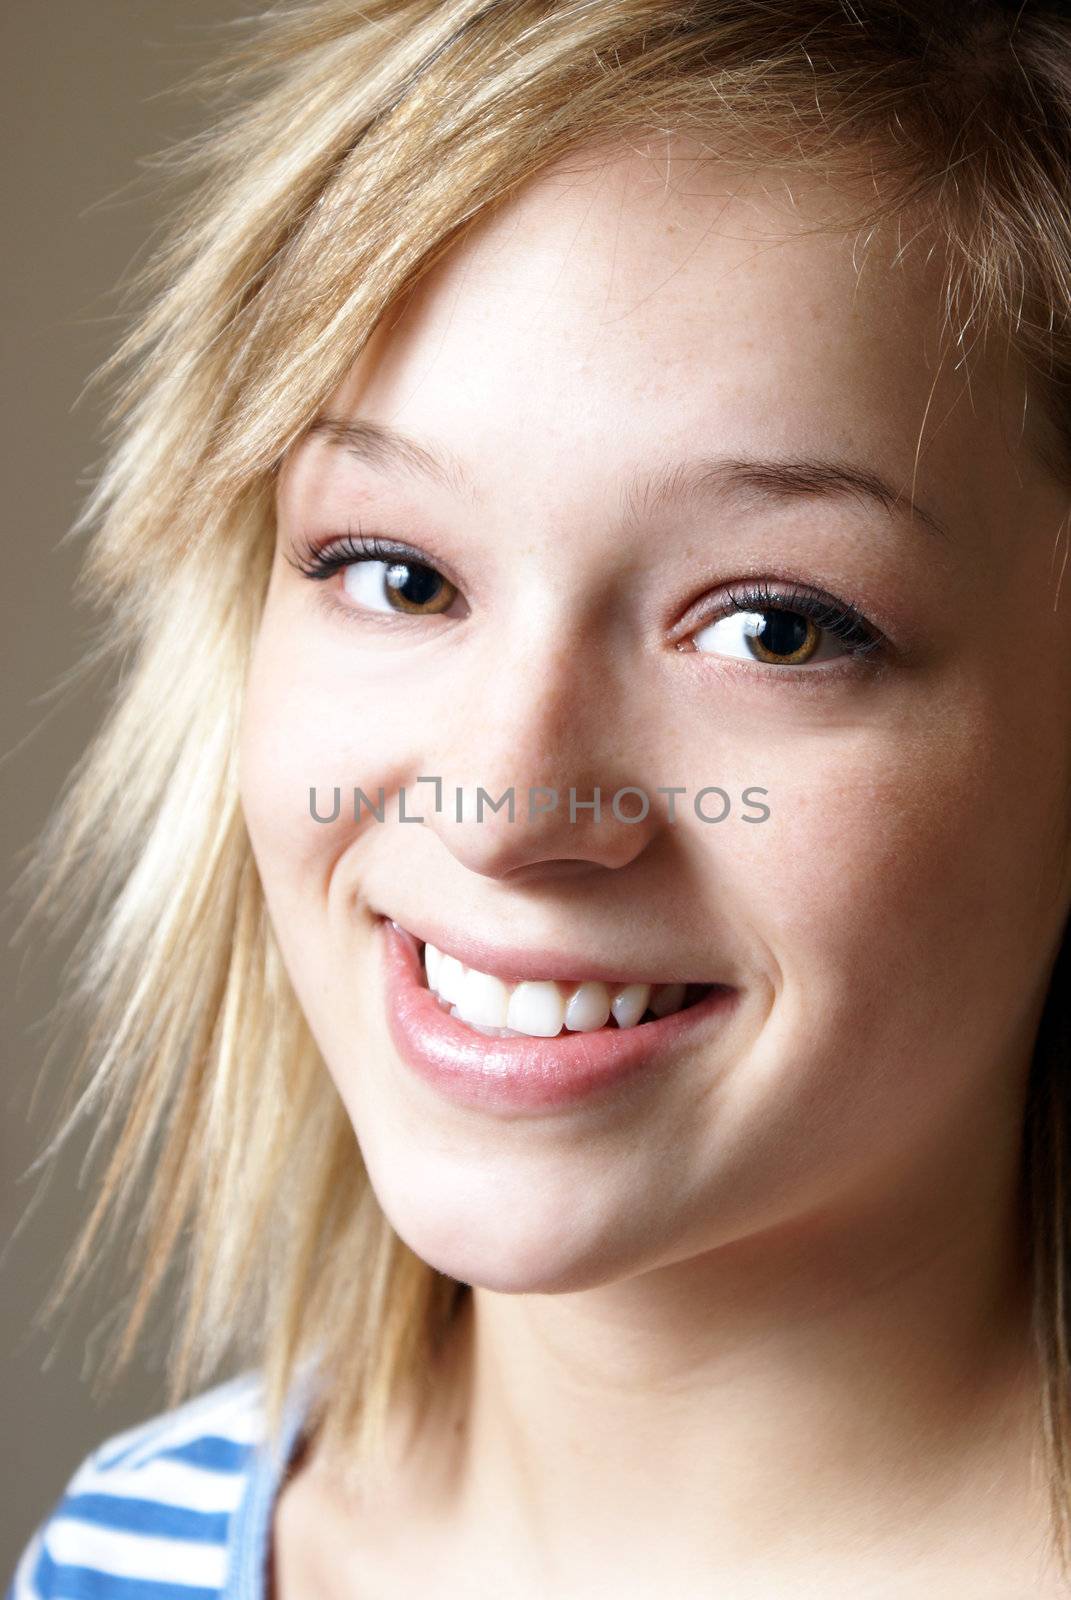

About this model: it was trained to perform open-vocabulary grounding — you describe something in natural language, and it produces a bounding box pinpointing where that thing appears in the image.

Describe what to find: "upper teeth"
[423,942,690,1038]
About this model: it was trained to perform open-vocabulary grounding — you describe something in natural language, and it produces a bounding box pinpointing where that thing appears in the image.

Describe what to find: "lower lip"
[379,917,737,1114]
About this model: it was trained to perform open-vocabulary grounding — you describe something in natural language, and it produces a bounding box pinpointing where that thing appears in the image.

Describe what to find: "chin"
[368,1162,639,1296]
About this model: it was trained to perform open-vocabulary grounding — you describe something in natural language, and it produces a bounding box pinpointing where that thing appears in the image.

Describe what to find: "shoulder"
[5,1370,270,1600]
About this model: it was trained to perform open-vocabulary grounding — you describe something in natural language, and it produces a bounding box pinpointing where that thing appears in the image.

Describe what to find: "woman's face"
[239,142,1071,1292]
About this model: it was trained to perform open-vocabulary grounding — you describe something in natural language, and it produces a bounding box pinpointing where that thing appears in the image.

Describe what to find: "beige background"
[2,2,245,1573]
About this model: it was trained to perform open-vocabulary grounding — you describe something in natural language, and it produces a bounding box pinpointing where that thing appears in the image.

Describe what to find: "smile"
[422,939,715,1038]
[377,917,737,1115]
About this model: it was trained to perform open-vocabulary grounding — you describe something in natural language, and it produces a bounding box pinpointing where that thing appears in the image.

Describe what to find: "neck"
[393,1092,1043,1586]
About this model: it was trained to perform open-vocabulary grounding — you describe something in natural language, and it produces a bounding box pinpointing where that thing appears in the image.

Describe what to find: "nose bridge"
[423,604,661,876]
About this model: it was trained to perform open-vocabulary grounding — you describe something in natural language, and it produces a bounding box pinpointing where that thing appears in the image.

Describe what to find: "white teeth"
[418,942,697,1041]
[424,942,442,990]
[447,1007,518,1038]
[609,983,651,1029]
[506,981,566,1037]
[564,981,612,1033]
[455,969,511,1029]
[436,953,465,1005]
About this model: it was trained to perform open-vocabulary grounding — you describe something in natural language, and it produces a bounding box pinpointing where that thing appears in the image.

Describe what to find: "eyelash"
[703,576,882,660]
[287,529,884,665]
[288,530,436,583]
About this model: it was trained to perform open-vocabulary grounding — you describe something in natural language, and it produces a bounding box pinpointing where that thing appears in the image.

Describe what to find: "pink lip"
[379,917,738,1115]
[379,912,715,987]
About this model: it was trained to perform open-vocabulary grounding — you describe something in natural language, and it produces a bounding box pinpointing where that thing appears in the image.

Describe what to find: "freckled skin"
[242,140,1071,1587]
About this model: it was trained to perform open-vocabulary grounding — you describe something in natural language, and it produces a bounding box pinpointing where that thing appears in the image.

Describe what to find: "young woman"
[8,1,1071,1595]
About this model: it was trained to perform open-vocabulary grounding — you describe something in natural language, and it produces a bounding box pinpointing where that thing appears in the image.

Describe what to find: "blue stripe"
[31,1546,218,1600]
[157,1438,251,1473]
[57,1494,231,1544]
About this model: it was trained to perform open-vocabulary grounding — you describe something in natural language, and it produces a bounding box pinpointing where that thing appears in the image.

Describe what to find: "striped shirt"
[4,1363,318,1600]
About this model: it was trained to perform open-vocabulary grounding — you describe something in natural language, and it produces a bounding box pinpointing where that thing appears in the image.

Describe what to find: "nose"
[418,630,664,882]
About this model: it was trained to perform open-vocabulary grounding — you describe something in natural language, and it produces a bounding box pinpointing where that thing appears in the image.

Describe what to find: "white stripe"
[76,1456,248,1514]
[90,1373,265,1475]
[45,1517,228,1588]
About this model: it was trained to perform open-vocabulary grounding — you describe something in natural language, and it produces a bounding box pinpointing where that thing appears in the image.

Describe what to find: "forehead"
[314,139,1040,528]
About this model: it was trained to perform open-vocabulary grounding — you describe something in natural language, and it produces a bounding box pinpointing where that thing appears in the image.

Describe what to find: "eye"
[693,607,834,666]
[685,579,881,669]
[341,555,458,616]
[287,530,462,618]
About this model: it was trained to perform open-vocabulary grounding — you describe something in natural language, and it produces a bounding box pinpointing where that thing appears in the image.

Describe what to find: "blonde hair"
[14,0,1071,1567]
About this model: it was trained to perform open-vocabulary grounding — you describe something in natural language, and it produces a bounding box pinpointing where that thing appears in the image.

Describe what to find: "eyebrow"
[308,414,951,542]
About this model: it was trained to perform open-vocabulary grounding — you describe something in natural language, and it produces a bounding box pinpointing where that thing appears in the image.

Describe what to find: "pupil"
[385,562,441,608]
[756,609,808,657]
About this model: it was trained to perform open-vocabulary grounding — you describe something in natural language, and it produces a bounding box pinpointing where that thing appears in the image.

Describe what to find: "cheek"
[734,678,1068,1062]
[237,606,420,904]
[235,598,451,1086]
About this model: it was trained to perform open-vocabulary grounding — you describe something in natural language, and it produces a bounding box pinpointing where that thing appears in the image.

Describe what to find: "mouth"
[418,932,716,1038]
[377,916,737,1115]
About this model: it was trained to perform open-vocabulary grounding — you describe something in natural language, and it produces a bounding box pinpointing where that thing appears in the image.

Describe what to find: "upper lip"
[380,912,723,988]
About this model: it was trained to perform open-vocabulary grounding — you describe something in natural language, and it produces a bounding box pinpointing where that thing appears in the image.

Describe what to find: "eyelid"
[286,528,470,631]
[675,576,882,648]
[287,524,467,597]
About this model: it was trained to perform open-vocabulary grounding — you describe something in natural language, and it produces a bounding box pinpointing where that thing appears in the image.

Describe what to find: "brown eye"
[743,608,820,665]
[342,557,458,616]
[691,606,842,667]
